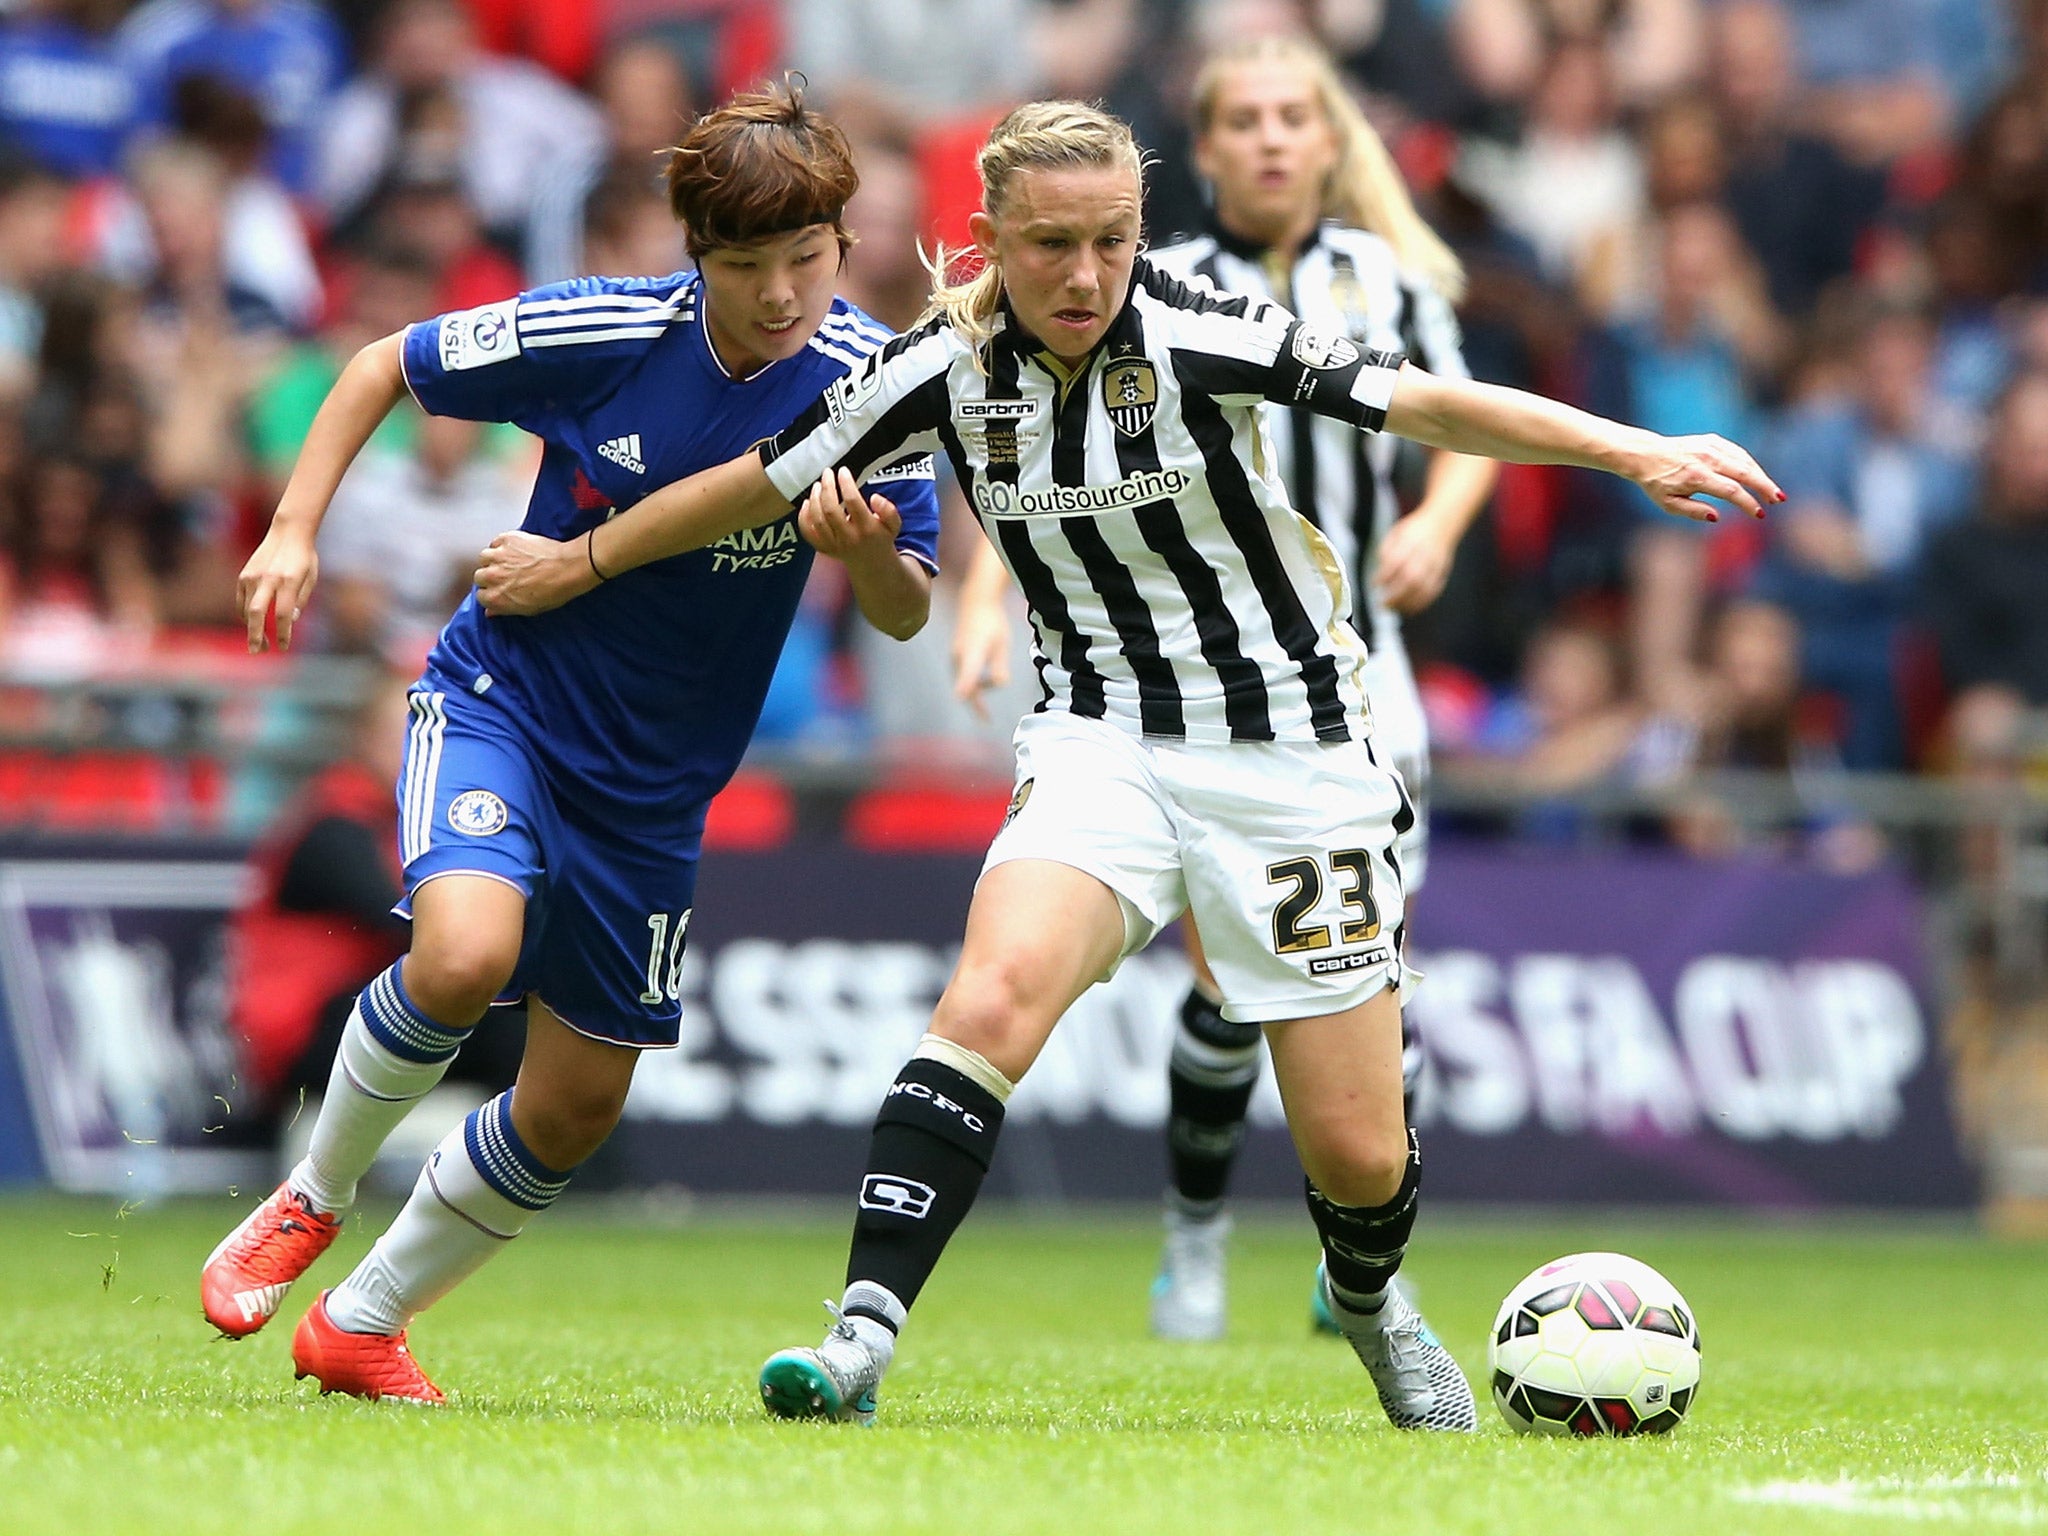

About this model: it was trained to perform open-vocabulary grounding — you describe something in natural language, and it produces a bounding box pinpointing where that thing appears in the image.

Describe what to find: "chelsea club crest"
[1102,358,1157,436]
[448,790,509,836]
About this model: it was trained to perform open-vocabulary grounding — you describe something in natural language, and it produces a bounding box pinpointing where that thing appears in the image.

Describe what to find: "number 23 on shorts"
[1265,849,1380,955]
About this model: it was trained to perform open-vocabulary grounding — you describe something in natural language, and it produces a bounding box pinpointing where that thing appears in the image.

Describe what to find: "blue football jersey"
[399,272,940,827]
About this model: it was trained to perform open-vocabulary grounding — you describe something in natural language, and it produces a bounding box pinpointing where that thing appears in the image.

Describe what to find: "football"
[1487,1252,1702,1436]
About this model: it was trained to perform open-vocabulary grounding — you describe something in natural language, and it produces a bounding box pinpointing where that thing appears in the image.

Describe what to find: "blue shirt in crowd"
[118,0,344,196]
[0,15,135,178]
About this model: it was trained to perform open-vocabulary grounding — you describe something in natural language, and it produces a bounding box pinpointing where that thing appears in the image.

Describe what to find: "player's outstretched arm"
[798,468,932,641]
[240,333,408,651]
[475,452,791,617]
[1381,364,1784,523]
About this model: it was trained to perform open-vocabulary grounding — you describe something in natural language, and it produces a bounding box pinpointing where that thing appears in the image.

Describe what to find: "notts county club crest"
[1102,358,1157,436]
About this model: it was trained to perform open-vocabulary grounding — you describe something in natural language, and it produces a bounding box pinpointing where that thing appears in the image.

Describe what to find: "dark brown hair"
[665,74,858,257]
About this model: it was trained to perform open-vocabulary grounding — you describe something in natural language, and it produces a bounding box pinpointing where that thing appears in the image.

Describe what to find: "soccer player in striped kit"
[477,100,1778,1432]
[206,80,940,1402]
[953,37,1499,1342]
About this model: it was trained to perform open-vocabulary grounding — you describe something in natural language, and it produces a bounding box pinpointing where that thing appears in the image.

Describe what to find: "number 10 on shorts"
[639,908,693,1004]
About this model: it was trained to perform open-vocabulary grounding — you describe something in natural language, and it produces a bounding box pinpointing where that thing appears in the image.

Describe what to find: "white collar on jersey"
[697,297,799,384]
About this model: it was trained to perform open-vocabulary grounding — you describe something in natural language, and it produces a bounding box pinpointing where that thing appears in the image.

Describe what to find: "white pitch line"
[1734,1475,2047,1526]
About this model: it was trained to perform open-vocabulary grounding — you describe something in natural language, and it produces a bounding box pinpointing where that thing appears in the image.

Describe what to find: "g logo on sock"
[858,1174,936,1219]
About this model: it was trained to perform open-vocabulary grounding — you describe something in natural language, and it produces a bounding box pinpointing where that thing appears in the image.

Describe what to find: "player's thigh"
[509,995,641,1169]
[1362,641,1430,890]
[524,814,702,1050]
[394,685,551,1015]
[405,875,528,1017]
[1172,738,1412,1028]
[934,858,1129,1082]
[950,714,1184,1079]
[1263,984,1408,1206]
[1180,916,1219,995]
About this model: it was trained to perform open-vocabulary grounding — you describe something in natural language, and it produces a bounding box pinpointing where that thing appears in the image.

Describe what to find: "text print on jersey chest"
[972,466,1192,519]
[955,397,1043,466]
[710,517,801,572]
[956,398,1040,421]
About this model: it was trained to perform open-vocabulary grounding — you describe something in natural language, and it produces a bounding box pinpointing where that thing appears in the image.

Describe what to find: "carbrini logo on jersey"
[972,467,1190,519]
[1102,358,1157,435]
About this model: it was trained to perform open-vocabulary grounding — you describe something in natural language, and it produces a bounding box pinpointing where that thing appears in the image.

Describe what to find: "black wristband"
[586,529,611,583]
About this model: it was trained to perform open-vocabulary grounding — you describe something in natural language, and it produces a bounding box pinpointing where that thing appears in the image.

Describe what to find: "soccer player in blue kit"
[201,80,940,1403]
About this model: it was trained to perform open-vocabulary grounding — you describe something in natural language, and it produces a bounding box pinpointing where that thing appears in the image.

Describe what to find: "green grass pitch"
[1,1195,2043,1535]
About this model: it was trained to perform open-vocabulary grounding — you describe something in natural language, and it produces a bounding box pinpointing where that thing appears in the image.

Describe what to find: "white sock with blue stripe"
[288,963,476,1217]
[325,1090,572,1336]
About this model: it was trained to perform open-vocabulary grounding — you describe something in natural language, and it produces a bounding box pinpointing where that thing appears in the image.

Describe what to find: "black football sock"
[1165,984,1263,1213]
[842,1044,1009,1332]
[1305,1129,1421,1315]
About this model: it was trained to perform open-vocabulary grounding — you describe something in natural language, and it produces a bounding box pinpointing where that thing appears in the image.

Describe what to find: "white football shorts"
[983,712,1416,1024]
[1361,635,1430,891]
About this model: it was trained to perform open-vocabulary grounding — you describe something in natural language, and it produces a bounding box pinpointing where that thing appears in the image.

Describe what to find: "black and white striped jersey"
[1151,221,1469,650]
[758,258,1406,745]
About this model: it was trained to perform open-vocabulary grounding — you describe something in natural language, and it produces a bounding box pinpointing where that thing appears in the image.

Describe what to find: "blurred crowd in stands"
[0,0,2044,813]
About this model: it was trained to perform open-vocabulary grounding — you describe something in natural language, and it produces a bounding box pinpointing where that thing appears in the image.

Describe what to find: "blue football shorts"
[391,680,702,1048]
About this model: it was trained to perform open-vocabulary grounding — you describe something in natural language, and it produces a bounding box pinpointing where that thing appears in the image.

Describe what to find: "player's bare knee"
[525,1111,615,1171]
[931,959,1045,1077]
[1301,1126,1408,1208]
[928,999,1025,1076]
[515,1079,628,1170]
[402,941,517,1024]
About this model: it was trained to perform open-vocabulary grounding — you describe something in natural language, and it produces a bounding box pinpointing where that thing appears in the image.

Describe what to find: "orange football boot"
[292,1291,446,1404]
[201,1182,343,1338]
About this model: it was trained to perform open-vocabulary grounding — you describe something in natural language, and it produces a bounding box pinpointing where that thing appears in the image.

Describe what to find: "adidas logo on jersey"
[597,434,646,474]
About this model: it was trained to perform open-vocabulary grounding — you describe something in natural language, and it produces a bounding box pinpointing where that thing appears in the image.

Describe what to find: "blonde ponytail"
[920,100,1149,367]
[1192,37,1465,305]
[919,245,1009,361]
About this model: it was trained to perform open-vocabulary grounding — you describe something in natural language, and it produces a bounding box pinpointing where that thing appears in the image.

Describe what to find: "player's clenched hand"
[798,467,901,566]
[1374,514,1457,615]
[1629,433,1784,524]
[238,522,319,653]
[951,587,1011,722]
[475,531,598,616]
